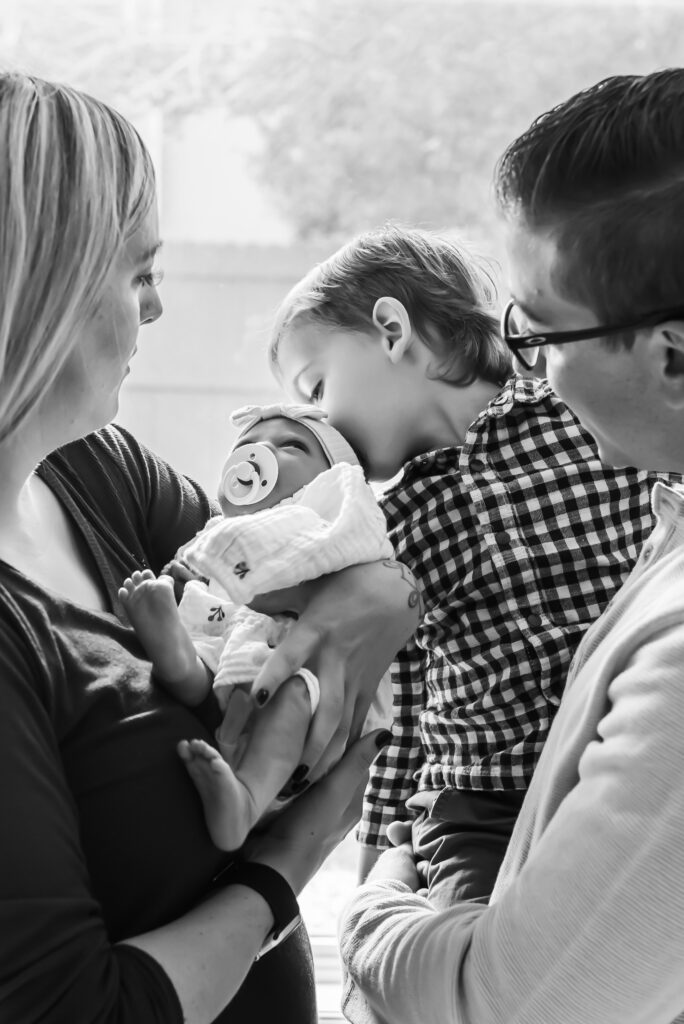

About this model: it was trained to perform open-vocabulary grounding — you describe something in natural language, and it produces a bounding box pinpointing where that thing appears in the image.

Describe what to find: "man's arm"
[340,616,684,1024]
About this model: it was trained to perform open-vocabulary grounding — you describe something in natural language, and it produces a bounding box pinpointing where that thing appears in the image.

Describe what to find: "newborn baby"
[120,403,393,851]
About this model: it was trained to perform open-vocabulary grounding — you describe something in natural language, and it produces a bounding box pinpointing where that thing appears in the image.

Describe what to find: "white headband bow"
[230,403,328,434]
[229,402,359,470]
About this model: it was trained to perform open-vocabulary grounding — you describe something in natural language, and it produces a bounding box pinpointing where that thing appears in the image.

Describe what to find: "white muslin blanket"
[177,462,393,604]
[176,461,394,738]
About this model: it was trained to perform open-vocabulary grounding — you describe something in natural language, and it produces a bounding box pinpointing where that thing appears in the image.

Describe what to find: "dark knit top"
[0,425,315,1023]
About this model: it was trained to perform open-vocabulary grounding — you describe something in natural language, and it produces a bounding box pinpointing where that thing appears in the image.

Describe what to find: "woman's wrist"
[120,878,276,1020]
[241,847,301,895]
[226,862,301,958]
[244,822,330,894]
[312,557,423,620]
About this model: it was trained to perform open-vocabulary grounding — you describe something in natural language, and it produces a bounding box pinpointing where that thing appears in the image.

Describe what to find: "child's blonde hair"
[270,224,512,388]
[0,73,155,442]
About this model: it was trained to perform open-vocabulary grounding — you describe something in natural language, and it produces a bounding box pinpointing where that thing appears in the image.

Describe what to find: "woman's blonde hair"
[0,73,156,441]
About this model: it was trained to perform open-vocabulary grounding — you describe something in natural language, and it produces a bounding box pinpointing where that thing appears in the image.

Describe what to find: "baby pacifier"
[220,442,280,506]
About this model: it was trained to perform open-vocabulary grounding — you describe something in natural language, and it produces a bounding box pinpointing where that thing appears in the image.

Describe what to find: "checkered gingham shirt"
[359,375,665,848]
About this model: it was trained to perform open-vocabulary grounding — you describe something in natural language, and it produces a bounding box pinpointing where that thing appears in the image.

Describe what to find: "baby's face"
[219,417,330,517]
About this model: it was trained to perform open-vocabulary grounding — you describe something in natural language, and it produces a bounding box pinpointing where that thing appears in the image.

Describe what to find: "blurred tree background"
[1,0,682,251]
[234,0,684,247]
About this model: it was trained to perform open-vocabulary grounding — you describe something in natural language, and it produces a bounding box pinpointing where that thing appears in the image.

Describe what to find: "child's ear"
[654,321,684,409]
[372,297,412,363]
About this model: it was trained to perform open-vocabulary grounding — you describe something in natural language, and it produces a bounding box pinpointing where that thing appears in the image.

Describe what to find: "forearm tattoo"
[383,558,424,617]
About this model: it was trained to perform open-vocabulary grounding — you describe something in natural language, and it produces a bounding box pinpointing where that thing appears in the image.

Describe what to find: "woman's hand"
[249,558,422,781]
[245,730,391,895]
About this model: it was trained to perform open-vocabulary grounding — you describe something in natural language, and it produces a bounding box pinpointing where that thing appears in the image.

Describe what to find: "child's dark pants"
[410,787,527,908]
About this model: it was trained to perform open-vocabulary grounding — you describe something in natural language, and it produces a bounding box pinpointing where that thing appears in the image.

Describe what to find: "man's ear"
[655,321,684,409]
[372,297,412,363]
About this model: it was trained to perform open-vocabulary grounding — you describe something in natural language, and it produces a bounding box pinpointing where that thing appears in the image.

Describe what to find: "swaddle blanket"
[178,462,393,604]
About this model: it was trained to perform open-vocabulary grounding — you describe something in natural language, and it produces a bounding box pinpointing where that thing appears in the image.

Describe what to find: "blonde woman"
[0,74,419,1024]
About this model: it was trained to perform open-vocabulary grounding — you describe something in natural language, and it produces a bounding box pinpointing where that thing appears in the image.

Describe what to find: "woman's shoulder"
[47,424,160,494]
[44,424,205,523]
[42,425,216,578]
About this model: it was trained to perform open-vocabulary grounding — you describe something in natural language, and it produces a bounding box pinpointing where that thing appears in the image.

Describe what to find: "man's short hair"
[270,224,512,388]
[495,69,684,334]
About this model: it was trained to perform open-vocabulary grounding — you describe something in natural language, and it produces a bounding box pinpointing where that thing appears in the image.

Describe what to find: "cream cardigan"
[340,481,684,1024]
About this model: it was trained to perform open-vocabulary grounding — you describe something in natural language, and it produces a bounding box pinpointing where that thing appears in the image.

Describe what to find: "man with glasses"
[501,299,684,374]
[340,68,684,1024]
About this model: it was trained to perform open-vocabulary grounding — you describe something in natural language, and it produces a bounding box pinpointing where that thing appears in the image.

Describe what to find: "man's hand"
[366,841,420,892]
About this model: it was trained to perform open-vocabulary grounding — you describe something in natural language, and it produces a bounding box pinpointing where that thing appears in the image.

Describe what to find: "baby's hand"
[160,558,208,602]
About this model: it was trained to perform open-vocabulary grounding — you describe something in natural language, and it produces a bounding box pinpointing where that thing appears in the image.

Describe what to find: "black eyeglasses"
[500,299,684,371]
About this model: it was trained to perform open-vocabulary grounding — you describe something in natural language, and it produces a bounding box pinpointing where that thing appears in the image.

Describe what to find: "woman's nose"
[141,287,163,326]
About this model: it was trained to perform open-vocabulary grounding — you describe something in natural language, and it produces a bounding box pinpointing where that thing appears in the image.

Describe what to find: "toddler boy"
[270,224,662,906]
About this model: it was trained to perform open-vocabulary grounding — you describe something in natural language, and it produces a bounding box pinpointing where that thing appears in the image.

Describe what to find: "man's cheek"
[543,354,563,395]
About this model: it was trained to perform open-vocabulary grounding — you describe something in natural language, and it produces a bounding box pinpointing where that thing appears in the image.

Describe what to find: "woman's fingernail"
[291,763,309,783]
[291,778,310,794]
[255,688,270,706]
[375,730,392,748]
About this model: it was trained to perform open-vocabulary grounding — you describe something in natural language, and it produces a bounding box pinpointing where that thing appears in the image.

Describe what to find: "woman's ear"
[656,322,684,409]
[372,297,412,363]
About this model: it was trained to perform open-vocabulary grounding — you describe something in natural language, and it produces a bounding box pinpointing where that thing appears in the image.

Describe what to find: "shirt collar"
[483,374,553,418]
[651,480,684,522]
[392,376,551,485]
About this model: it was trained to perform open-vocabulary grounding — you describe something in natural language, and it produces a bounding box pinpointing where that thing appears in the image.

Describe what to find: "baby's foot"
[119,571,200,684]
[178,738,258,851]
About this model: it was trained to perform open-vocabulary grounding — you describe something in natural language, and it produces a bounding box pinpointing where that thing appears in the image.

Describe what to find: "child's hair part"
[494,69,684,344]
[0,73,156,442]
[270,224,512,387]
